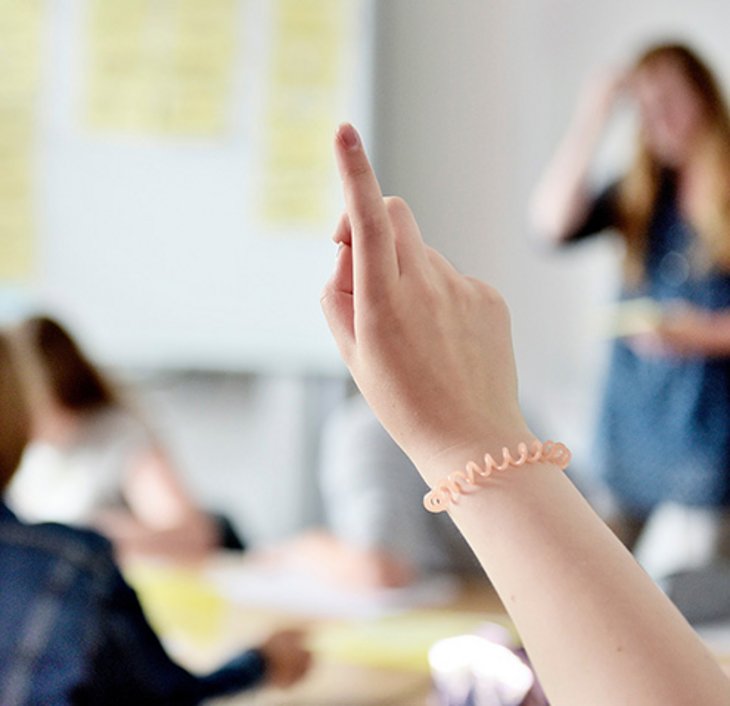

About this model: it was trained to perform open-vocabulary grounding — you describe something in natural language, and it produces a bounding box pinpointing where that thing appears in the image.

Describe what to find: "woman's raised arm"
[529,70,625,243]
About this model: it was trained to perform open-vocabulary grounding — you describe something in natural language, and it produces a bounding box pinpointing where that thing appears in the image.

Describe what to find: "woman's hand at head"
[321,124,533,485]
[577,66,632,123]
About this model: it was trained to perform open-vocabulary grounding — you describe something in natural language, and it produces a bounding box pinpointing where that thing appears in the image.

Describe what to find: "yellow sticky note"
[85,0,238,135]
[0,0,44,282]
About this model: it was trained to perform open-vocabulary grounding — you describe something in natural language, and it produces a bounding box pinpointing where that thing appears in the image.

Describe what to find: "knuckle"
[357,211,385,233]
[489,291,511,321]
[478,281,505,305]
[319,283,335,306]
[345,161,370,180]
[463,278,510,317]
[319,288,331,306]
[384,195,409,217]
[425,247,446,271]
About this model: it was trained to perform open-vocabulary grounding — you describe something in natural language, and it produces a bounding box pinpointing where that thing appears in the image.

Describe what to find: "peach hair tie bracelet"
[423,440,572,513]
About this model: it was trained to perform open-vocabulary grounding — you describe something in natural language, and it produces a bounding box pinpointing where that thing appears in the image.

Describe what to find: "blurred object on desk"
[206,557,462,619]
[429,634,534,706]
[312,611,505,672]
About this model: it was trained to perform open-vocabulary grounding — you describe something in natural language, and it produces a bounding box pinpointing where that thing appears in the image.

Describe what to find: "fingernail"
[338,123,360,150]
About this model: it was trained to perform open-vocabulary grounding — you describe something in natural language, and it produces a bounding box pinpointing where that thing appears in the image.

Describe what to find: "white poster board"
[2,0,373,373]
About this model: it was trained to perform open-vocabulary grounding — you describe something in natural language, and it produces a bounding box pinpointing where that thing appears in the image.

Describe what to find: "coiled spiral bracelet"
[423,440,572,513]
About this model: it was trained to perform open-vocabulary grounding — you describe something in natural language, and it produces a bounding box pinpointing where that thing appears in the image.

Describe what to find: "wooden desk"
[126,556,505,706]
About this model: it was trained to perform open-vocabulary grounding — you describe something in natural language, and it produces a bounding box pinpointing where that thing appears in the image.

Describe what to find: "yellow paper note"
[86,0,238,135]
[256,0,357,230]
[124,562,228,649]
[0,0,44,281]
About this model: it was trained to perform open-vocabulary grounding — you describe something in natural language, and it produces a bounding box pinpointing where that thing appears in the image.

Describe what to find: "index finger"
[335,123,399,295]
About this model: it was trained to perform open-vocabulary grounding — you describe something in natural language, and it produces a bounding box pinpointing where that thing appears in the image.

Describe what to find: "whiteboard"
[5,0,373,373]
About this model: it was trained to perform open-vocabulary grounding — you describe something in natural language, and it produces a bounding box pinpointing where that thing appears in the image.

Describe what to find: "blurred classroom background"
[1,0,730,546]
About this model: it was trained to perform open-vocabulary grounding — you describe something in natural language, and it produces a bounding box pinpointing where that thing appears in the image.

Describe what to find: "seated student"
[0,333,311,704]
[320,123,730,705]
[276,393,479,590]
[6,315,241,559]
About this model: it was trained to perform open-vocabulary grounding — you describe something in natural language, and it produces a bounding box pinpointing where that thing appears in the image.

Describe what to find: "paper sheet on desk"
[205,563,461,619]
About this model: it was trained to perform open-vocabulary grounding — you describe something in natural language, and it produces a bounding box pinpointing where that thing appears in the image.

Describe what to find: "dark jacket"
[0,502,266,705]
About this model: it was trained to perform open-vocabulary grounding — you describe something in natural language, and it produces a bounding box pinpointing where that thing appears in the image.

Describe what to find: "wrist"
[416,426,537,489]
[422,437,571,514]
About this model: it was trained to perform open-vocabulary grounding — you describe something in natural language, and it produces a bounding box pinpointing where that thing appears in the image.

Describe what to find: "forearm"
[94,509,218,559]
[695,311,730,356]
[530,99,611,243]
[196,649,267,697]
[433,444,730,706]
[657,308,730,358]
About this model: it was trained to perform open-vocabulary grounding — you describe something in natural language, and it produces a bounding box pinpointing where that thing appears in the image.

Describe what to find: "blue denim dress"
[570,174,730,514]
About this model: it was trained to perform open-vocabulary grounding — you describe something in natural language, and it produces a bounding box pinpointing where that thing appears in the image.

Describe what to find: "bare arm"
[530,70,626,244]
[95,446,218,559]
[653,307,730,357]
[321,123,730,706]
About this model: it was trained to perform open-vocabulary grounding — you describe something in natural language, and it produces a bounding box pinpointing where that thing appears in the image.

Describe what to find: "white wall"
[372,0,730,471]
[136,373,349,544]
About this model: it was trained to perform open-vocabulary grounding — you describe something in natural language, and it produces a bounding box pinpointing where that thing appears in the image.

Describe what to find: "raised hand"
[321,124,533,485]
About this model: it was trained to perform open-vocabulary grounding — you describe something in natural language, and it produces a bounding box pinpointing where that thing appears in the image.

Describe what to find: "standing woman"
[5,315,226,559]
[531,43,730,573]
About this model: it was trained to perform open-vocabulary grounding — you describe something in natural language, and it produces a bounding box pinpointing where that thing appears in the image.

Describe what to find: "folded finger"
[332,211,352,247]
[384,196,428,275]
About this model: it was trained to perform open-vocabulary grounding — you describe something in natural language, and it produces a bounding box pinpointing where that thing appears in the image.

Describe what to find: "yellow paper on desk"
[313,611,512,673]
[124,562,227,648]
